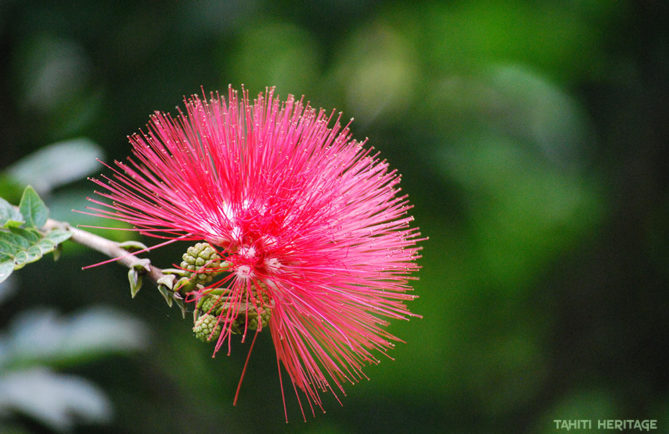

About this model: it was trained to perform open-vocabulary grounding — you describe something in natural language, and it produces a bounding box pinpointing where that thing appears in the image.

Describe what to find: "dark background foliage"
[1,1,668,433]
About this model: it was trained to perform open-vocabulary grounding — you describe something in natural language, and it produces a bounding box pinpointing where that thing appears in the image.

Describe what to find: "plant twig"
[41,219,167,284]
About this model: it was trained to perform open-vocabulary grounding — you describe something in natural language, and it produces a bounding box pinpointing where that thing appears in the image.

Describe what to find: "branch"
[41,219,168,284]
[41,218,187,317]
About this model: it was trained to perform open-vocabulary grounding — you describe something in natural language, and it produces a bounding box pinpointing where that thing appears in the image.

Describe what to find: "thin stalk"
[41,219,168,284]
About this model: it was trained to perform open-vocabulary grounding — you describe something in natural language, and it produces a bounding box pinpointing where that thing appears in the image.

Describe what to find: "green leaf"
[24,246,44,263]
[12,251,30,269]
[18,186,49,228]
[0,227,72,270]
[0,260,13,284]
[0,369,111,431]
[6,138,103,194]
[10,227,41,242]
[44,229,72,245]
[0,240,14,255]
[0,197,24,228]
[0,230,31,251]
[0,307,147,370]
[36,238,57,255]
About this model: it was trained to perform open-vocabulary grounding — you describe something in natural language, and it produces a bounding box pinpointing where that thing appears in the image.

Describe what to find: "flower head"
[88,87,422,418]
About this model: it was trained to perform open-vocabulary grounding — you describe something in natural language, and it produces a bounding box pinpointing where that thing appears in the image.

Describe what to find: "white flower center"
[264,257,282,272]
[239,245,257,259]
[235,265,253,279]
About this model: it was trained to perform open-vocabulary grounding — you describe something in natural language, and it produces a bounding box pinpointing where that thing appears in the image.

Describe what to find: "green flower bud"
[193,313,222,342]
[179,242,227,284]
[199,295,223,315]
[192,280,274,343]
[229,282,273,334]
[230,306,272,334]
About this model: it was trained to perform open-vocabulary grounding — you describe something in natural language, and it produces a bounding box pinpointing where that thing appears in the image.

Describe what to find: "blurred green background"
[1,1,668,433]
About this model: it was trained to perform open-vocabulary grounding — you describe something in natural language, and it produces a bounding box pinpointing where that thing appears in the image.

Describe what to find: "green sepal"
[157,284,174,307]
[156,274,175,290]
[118,240,149,251]
[130,258,151,273]
[172,293,187,319]
[52,243,63,261]
[161,268,187,276]
[128,268,143,298]
[173,276,193,293]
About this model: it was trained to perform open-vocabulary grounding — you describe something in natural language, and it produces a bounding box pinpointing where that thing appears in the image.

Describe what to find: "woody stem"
[41,218,167,284]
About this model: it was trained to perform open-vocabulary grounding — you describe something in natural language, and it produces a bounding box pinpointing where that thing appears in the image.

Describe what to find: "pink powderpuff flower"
[86,86,423,419]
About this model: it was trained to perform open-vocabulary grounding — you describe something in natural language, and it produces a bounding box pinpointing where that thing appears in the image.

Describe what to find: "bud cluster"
[193,282,274,341]
[193,313,222,342]
[230,304,272,335]
[180,243,274,343]
[199,295,222,315]
[180,242,225,284]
